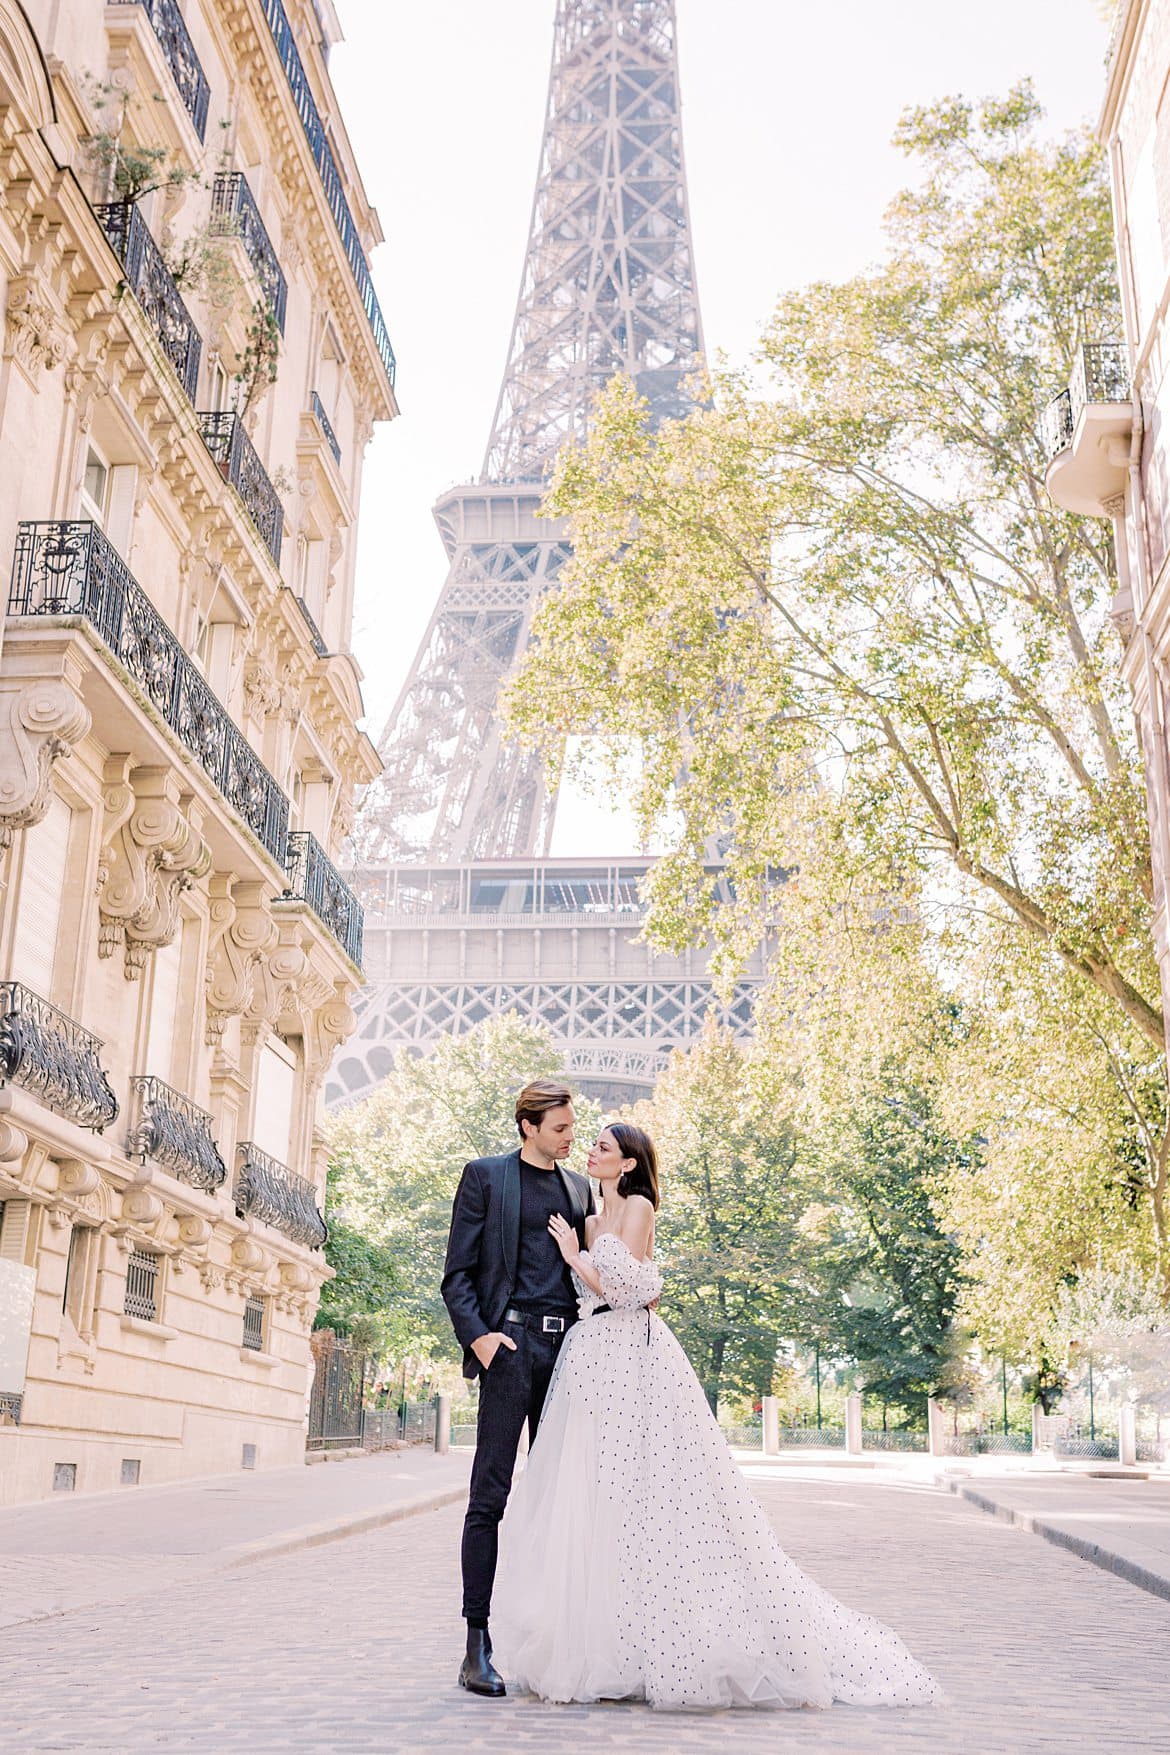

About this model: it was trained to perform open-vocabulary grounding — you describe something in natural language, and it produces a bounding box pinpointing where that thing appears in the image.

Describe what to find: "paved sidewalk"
[3,1468,1169,1752]
[0,1447,472,1631]
[945,1468,1170,1601]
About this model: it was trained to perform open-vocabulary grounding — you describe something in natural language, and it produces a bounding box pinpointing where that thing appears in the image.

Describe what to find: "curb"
[226,1483,469,1569]
[949,1481,1170,1604]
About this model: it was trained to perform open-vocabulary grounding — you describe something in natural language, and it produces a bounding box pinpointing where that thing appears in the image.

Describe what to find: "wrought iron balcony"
[1042,341,1132,517]
[210,172,288,334]
[283,830,364,966]
[9,522,290,866]
[0,982,118,1133]
[96,201,201,403]
[110,0,210,141]
[259,0,396,389]
[199,412,284,566]
[234,1141,327,1249]
[0,1392,21,1426]
[294,596,328,657]
[310,391,341,465]
[128,1074,227,1192]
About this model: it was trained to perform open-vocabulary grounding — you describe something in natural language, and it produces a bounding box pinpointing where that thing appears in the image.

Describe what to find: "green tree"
[324,1016,600,1376]
[635,1022,803,1411]
[504,85,1168,1283]
[805,1074,971,1426]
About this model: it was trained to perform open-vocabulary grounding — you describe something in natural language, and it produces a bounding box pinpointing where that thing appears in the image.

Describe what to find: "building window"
[124,1249,159,1322]
[81,446,108,522]
[62,1224,98,1336]
[242,1294,266,1351]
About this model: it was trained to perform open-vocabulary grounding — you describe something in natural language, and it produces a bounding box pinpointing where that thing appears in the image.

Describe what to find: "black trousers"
[460,1316,574,1623]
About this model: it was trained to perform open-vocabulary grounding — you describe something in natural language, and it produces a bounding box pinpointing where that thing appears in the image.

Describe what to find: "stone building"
[0,0,395,1503]
[1043,2,1170,1043]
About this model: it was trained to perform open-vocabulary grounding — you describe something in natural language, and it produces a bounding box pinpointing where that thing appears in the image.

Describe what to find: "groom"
[441,1079,592,1698]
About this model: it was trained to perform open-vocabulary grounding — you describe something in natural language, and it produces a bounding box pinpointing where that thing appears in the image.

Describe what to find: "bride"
[491,1121,940,1712]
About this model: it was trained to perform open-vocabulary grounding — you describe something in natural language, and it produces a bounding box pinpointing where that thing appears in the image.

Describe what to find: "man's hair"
[515,1079,574,1139]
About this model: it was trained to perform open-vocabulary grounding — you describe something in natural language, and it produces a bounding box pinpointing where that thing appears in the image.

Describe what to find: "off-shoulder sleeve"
[570,1262,595,1304]
[593,1236,663,1309]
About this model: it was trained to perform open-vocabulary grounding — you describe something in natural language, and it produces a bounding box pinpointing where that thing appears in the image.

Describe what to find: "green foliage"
[634,1021,803,1410]
[324,1015,600,1375]
[83,81,198,205]
[234,301,281,412]
[502,83,1169,1311]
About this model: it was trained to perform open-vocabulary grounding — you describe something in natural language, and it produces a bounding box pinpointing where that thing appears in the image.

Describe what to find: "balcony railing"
[259,0,396,390]
[96,201,201,404]
[1042,341,1131,463]
[0,982,118,1133]
[127,1074,227,1191]
[0,1392,22,1426]
[210,172,288,334]
[310,391,341,465]
[294,596,328,657]
[234,1141,327,1249]
[110,0,210,141]
[9,522,290,866]
[284,830,364,966]
[199,412,284,566]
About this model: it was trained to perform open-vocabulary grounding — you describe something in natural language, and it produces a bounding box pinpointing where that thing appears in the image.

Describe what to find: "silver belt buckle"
[542,1315,565,1334]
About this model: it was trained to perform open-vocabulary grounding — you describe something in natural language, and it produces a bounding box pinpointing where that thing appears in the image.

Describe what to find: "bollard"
[1120,1403,1137,1467]
[434,1392,451,1456]
[763,1395,779,1456]
[845,1393,863,1456]
[927,1398,948,1458]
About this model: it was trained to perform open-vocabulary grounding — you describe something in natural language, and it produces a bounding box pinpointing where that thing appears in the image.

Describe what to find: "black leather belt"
[503,1306,576,1334]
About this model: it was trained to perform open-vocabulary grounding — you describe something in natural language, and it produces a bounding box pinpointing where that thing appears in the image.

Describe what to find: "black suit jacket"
[441,1149,593,1379]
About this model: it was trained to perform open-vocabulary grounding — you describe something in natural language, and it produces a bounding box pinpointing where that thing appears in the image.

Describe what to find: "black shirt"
[512,1160,578,1312]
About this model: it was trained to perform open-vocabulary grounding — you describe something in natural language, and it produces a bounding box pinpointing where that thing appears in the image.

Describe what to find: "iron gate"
[307,1329,366,1451]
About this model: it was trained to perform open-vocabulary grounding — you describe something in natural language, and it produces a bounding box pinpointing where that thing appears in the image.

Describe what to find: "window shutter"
[252,1037,297,1164]
[11,793,71,995]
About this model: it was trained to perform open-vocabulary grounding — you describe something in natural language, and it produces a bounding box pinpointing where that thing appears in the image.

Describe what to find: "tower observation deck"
[333,0,762,1108]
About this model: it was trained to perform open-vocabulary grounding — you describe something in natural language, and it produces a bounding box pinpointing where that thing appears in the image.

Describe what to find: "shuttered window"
[144,931,183,1084]
[11,793,71,996]
[252,1037,297,1164]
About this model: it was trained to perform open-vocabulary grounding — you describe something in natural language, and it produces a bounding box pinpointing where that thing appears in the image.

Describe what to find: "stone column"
[845,1393,863,1456]
[762,1394,779,1456]
[434,1393,451,1457]
[1119,1403,1137,1468]
[1032,1401,1046,1454]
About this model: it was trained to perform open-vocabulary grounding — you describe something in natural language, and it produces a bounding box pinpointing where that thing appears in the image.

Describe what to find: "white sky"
[329,0,1110,855]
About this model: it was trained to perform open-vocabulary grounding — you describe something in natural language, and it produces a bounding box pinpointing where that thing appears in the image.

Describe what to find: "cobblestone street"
[4,1467,1169,1754]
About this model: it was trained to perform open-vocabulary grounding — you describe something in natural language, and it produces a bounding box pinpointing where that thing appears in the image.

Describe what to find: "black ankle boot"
[459,1626,505,1697]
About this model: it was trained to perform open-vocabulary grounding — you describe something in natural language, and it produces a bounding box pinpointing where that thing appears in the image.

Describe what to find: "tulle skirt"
[492,1306,940,1712]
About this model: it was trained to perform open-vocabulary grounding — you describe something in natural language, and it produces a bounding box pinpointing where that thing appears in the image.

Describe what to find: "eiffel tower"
[330,0,762,1109]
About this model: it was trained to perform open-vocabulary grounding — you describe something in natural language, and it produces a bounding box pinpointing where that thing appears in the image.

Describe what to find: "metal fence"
[362,1401,438,1449]
[307,1330,366,1451]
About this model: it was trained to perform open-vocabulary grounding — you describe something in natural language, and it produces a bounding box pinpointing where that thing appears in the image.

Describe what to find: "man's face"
[525,1102,575,1160]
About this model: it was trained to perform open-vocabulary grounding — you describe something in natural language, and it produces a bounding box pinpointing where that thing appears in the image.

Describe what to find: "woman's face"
[587,1128,632,1182]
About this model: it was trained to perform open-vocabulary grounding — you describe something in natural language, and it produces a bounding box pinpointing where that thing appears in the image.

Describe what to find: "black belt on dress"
[592,1302,653,1342]
[502,1306,576,1334]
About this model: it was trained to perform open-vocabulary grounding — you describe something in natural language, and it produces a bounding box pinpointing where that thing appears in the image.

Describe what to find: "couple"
[440,1079,939,1713]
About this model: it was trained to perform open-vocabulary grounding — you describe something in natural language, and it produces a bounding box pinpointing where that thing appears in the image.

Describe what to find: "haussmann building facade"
[0,0,395,1504]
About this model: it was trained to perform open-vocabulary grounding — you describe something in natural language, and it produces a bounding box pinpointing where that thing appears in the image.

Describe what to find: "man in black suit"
[441,1078,592,1698]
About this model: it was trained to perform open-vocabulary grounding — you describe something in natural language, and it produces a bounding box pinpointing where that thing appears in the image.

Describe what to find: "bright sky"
[329,0,1110,854]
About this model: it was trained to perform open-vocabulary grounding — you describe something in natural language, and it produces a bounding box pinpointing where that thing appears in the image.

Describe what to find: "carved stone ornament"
[246,917,309,1031]
[205,876,276,1045]
[5,277,68,375]
[98,763,212,978]
[120,1185,166,1231]
[0,679,91,848]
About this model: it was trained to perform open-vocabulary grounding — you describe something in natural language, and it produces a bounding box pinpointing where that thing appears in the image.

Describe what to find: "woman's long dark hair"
[607,1121,660,1210]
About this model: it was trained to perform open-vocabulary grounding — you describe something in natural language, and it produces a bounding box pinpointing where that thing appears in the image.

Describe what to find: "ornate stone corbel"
[5,276,68,376]
[304,980,358,1085]
[119,1185,167,1237]
[206,876,276,1044]
[98,764,212,977]
[0,679,90,848]
[246,917,309,1031]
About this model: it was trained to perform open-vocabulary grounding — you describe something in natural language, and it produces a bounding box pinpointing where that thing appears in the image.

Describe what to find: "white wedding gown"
[492,1232,940,1712]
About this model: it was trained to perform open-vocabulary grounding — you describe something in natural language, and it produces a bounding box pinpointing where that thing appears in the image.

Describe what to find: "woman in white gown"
[492,1122,940,1713]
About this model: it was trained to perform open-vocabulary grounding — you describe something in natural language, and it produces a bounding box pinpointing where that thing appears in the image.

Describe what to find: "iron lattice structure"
[336,0,758,1109]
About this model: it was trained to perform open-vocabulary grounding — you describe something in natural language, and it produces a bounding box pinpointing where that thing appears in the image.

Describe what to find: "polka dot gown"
[492,1233,940,1712]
